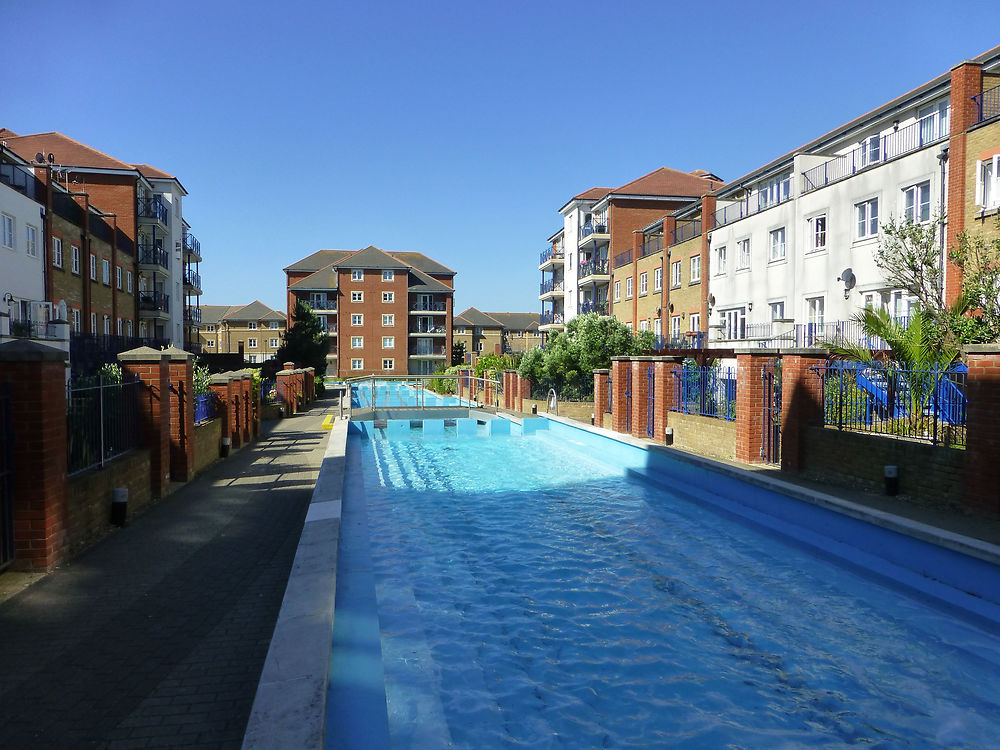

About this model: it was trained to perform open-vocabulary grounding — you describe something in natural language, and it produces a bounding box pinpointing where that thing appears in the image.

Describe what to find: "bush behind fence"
[67,375,143,475]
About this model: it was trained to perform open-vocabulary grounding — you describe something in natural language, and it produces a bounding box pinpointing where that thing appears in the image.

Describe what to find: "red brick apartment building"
[285,245,455,377]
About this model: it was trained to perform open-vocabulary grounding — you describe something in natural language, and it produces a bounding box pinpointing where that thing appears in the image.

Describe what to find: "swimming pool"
[351,381,463,409]
[329,416,1000,749]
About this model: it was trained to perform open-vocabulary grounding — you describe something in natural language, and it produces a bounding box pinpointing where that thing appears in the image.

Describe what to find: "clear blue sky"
[5,1,999,314]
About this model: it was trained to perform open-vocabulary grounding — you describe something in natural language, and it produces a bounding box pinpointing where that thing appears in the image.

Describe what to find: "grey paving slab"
[0,403,333,750]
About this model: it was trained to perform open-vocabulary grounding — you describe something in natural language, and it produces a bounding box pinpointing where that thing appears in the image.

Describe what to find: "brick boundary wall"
[780,351,829,472]
[66,449,152,555]
[193,417,224,475]
[964,345,1000,514]
[654,357,683,444]
[593,370,609,428]
[667,412,739,462]
[118,348,171,499]
[610,358,630,433]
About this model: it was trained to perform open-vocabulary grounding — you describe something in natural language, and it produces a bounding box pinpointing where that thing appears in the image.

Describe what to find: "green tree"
[451,340,466,366]
[275,301,329,377]
[950,218,1000,343]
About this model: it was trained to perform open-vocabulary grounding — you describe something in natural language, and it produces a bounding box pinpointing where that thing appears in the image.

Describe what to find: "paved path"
[0,404,331,750]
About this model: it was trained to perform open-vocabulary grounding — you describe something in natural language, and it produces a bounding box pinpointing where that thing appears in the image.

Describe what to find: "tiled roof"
[484,312,540,330]
[283,250,356,273]
[288,267,339,291]
[198,305,238,327]
[573,187,613,201]
[408,268,454,293]
[610,166,719,198]
[132,163,176,180]
[202,301,284,323]
[340,245,411,270]
[227,300,282,321]
[0,130,135,171]
[390,251,456,275]
[454,308,503,328]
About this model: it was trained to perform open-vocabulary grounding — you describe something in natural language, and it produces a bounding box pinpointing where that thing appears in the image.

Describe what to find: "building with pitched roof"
[453,308,542,364]
[285,245,456,377]
[198,302,286,363]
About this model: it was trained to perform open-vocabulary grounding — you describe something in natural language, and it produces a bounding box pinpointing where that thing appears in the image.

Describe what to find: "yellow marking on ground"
[322,414,336,431]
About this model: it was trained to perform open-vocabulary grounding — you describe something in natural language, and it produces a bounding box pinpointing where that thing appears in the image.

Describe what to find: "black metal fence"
[0,383,13,570]
[67,374,144,475]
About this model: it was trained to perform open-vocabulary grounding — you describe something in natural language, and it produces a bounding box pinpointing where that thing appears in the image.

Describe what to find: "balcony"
[654,332,708,350]
[408,343,447,358]
[639,235,662,259]
[612,249,632,268]
[578,219,610,249]
[974,84,1000,126]
[713,178,793,228]
[137,196,169,228]
[539,279,565,299]
[184,306,202,325]
[578,258,610,287]
[801,112,950,194]
[538,311,565,330]
[409,323,447,336]
[410,300,448,313]
[183,269,202,294]
[138,290,170,319]
[578,300,607,315]
[539,246,565,270]
[182,231,202,262]
[671,219,702,245]
[137,243,170,273]
[307,295,336,313]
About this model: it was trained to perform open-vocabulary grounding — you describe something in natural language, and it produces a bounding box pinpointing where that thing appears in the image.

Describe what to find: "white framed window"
[309,292,328,309]
[382,291,394,303]
[861,134,881,167]
[269,338,279,347]
[351,358,364,370]
[614,280,621,301]
[690,255,701,282]
[25,225,38,257]
[723,307,746,340]
[903,181,931,223]
[382,336,394,348]
[127,320,133,336]
[626,322,633,332]
[625,277,633,299]
[247,321,257,330]
[206,325,216,332]
[126,270,133,293]
[246,354,259,364]
[476,341,484,352]
[270,321,279,329]
[351,270,363,281]
[117,318,123,336]
[71,308,81,332]
[351,291,363,303]
[52,237,63,267]
[806,296,825,327]
[102,258,111,284]
[351,313,363,326]
[768,227,786,261]
[206,339,215,347]
[90,312,97,333]
[737,238,751,270]
[382,358,394,371]
[671,260,681,287]
[715,245,727,275]
[72,246,80,274]
[653,267,662,291]
[382,270,394,282]
[639,319,648,331]
[671,316,681,338]
[769,300,786,321]
[758,173,791,208]
[856,197,879,238]
[653,317,661,337]
[116,266,122,289]
[351,336,363,348]
[382,313,394,326]
[0,214,13,248]
[689,313,701,333]
[811,215,827,252]
[639,272,647,296]
[977,155,1000,209]
[103,315,111,335]
[89,254,97,280]
[248,338,258,348]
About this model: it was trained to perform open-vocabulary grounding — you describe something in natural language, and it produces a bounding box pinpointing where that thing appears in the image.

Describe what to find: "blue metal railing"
[260,379,277,404]
[639,236,662,258]
[646,364,654,438]
[138,290,169,313]
[606,373,613,413]
[612,249,632,268]
[654,332,707,350]
[671,366,737,421]
[974,84,1000,125]
[579,258,609,278]
[540,279,564,295]
[138,196,169,224]
[184,269,201,289]
[580,220,608,238]
[671,219,702,245]
[539,246,564,265]
[194,392,217,423]
[540,311,564,326]
[578,300,607,315]
[183,231,201,257]
[713,180,792,228]
[138,243,169,269]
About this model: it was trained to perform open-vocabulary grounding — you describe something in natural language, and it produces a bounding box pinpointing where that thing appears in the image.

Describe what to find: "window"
[71,308,81,332]
[690,256,701,282]
[769,301,786,321]
[856,198,879,238]
[270,321,279,329]
[811,215,827,252]
[0,214,12,248]
[103,315,111,335]
[382,358,394,370]
[351,313,363,326]
[653,267,662,291]
[382,291,394,303]
[861,134,881,167]
[614,280,621,302]
[351,336,363,348]
[351,291,363,303]
[671,316,680,338]
[116,266,122,289]
[918,101,949,144]
[653,317,662,337]
[206,324,216,332]
[626,322,633,332]
[117,318,123,336]
[206,339,215,347]
[978,155,1000,209]
[671,260,681,287]
[716,245,727,275]
[102,259,111,284]
[382,336,394,348]
[52,237,63,268]
[476,341,484,352]
[72,246,80,274]
[723,308,746,340]
[639,272,648,296]
[382,313,394,326]
[625,277,633,299]
[90,312,97,333]
[768,228,786,261]
[382,270,394,282]
[248,338,257,348]
[639,319,648,331]
[806,296,825,327]
[269,338,279,348]
[126,271,133,293]
[246,354,259,364]
[903,181,931,223]
[351,270,363,281]
[246,321,257,330]
[25,225,38,257]
[89,254,97,280]
[737,238,751,270]
[310,292,329,309]
[127,320,133,336]
[689,313,701,333]
[758,174,791,208]
[351,358,364,370]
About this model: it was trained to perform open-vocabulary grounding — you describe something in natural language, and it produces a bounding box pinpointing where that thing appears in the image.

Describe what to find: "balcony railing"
[639,235,662,258]
[410,300,448,312]
[801,112,950,194]
[184,306,202,324]
[539,246,565,265]
[137,243,169,269]
[974,84,1000,126]
[579,258,609,278]
[580,220,608,239]
[309,296,336,310]
[578,300,607,315]
[138,196,168,224]
[612,249,632,268]
[138,290,169,313]
[654,332,707,350]
[539,279,565,295]
[713,180,792,228]
[411,324,447,334]
[183,231,201,257]
[671,219,702,245]
[409,344,447,357]
[0,162,44,201]
[183,269,201,289]
[540,311,564,326]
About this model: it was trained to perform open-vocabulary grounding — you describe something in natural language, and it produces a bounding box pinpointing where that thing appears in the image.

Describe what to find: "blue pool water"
[333,417,1000,749]
[351,381,463,409]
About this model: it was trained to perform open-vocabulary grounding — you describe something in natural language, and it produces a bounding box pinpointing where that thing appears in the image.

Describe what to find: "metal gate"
[646,364,654,438]
[0,383,14,570]
[606,374,613,414]
[762,359,781,465]
[625,367,632,433]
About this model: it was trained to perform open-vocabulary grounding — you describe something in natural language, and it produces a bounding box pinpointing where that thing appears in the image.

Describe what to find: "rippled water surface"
[359,425,1000,749]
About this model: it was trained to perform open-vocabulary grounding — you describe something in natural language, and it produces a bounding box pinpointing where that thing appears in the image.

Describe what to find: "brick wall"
[668,412,737,461]
[193,417,223,475]
[66,449,152,555]
[963,118,1000,245]
[519,399,595,423]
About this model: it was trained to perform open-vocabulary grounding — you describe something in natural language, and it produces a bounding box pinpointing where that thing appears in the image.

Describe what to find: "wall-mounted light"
[893,120,899,131]
[748,302,753,312]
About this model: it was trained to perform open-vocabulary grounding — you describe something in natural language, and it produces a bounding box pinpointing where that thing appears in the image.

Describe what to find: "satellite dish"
[838,268,856,290]
[47,153,55,164]
[35,152,45,163]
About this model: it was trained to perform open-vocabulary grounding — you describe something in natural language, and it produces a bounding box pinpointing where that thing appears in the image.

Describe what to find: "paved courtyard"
[0,405,329,750]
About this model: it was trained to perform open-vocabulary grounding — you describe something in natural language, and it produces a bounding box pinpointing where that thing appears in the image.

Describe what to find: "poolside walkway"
[0,403,331,750]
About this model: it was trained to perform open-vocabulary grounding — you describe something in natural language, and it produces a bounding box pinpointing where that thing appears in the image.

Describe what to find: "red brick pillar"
[252,375,262,440]
[305,367,315,401]
[518,376,530,413]
[165,346,195,483]
[611,357,630,433]
[470,372,478,402]
[209,374,233,454]
[484,377,494,406]
[0,341,69,571]
[631,358,654,439]
[225,373,243,449]
[593,370,609,428]
[240,373,252,444]
[964,345,1000,514]
[457,369,465,401]
[277,371,295,414]
[653,357,683,443]
[734,351,773,464]
[780,351,828,473]
[119,347,171,498]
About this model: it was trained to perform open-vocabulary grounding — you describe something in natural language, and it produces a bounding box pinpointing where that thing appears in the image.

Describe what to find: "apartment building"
[0,148,46,333]
[453,308,541,364]
[0,129,202,350]
[199,302,286,363]
[702,48,1000,350]
[285,245,455,377]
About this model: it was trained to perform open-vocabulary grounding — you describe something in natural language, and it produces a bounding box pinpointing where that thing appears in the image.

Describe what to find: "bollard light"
[664,427,674,446]
[531,404,537,415]
[884,465,899,496]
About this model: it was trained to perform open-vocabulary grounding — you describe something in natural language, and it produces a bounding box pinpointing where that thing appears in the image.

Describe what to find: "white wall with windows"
[0,179,45,323]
